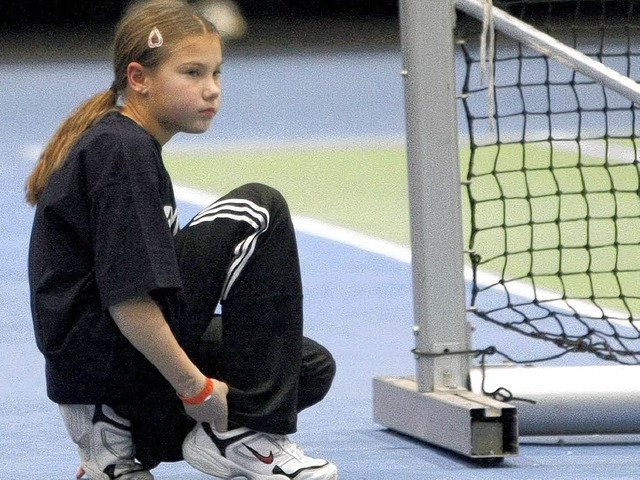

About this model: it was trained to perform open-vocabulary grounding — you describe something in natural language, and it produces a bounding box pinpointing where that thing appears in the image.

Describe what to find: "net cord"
[480,0,496,128]
[457,0,640,105]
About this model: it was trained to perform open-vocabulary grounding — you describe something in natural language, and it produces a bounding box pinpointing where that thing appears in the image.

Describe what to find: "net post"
[400,0,469,395]
[372,0,518,459]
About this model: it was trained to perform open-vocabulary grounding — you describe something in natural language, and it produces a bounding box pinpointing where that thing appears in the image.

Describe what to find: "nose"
[204,76,221,100]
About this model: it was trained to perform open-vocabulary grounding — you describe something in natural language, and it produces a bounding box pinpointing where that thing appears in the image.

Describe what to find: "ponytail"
[25,87,118,205]
[25,0,220,206]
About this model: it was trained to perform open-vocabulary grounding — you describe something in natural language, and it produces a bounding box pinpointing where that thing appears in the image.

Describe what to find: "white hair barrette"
[148,27,164,48]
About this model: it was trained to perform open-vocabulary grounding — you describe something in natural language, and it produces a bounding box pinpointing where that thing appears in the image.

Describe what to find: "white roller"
[470,364,640,435]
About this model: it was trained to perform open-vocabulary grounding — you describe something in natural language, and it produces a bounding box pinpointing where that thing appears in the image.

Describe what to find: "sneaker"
[182,423,338,479]
[59,404,154,480]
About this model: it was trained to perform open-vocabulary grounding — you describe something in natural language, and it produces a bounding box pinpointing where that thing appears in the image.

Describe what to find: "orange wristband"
[179,377,214,405]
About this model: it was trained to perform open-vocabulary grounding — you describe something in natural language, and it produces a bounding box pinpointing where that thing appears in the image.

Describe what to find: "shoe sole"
[119,473,154,480]
[79,467,154,480]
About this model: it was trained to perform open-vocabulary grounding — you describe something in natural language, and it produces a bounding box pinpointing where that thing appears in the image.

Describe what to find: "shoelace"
[275,435,305,460]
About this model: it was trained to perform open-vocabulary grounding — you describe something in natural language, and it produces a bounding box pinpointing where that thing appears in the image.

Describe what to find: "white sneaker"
[59,404,154,480]
[182,423,338,479]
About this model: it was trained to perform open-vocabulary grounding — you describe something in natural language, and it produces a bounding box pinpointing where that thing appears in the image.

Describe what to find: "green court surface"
[164,142,411,245]
[465,141,640,314]
[166,140,640,315]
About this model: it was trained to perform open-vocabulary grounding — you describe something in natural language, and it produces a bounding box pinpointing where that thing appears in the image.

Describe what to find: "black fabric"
[28,111,182,403]
[118,337,334,468]
[111,387,195,468]
[115,185,336,466]
[174,184,334,434]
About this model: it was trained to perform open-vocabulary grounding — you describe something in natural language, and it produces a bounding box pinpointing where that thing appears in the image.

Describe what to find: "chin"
[183,123,213,135]
[187,120,211,133]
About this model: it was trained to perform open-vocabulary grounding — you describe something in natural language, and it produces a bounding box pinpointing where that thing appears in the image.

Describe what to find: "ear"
[126,62,149,95]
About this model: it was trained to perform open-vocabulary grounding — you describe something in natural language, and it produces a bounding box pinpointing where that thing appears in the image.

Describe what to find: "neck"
[119,102,173,145]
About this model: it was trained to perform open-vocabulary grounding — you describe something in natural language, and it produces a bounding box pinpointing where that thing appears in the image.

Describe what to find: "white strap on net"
[480,0,496,129]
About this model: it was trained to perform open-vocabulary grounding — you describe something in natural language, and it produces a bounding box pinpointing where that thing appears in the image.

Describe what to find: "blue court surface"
[2,26,640,479]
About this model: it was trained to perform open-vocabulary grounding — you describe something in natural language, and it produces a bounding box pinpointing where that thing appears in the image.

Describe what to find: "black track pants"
[115,184,335,467]
[174,183,335,433]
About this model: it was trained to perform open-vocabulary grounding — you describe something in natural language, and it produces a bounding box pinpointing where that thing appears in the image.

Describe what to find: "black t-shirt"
[28,111,183,403]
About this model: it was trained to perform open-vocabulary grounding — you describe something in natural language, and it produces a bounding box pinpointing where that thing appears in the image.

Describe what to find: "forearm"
[108,294,206,398]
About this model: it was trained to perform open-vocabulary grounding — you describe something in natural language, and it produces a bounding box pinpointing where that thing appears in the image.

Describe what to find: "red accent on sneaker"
[243,443,274,464]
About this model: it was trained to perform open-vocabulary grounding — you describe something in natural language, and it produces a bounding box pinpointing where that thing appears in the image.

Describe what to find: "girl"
[25,1,337,479]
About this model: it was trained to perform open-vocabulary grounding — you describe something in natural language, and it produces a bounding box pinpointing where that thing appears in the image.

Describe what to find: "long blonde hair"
[25,0,219,205]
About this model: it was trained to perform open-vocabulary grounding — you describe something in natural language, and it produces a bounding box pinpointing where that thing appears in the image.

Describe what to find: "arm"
[109,294,205,397]
[108,294,228,430]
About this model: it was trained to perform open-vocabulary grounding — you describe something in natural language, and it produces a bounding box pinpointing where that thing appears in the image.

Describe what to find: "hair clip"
[148,27,164,48]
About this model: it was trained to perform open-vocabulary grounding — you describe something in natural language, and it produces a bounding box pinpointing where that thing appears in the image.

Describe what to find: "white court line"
[551,138,638,164]
[175,184,632,323]
[175,184,412,263]
[164,135,406,155]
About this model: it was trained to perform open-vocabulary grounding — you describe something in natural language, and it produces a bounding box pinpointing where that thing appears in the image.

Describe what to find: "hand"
[181,377,229,432]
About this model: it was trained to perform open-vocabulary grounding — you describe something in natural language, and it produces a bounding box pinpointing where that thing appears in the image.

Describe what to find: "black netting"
[458,0,640,364]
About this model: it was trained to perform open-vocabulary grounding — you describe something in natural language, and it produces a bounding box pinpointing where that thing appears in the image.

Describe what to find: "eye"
[181,65,203,77]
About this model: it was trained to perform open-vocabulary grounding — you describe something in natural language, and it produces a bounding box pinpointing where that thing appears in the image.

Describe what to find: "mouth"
[200,108,217,117]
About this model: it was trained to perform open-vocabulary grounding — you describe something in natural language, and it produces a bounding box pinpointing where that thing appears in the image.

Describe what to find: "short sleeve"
[91,170,182,309]
[86,132,182,309]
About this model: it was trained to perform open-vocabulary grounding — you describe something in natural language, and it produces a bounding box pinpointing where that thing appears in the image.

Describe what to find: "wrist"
[179,377,214,405]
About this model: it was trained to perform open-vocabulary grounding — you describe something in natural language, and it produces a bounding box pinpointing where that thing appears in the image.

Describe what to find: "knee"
[298,341,336,411]
[233,183,288,211]
[305,341,336,390]
[317,345,336,387]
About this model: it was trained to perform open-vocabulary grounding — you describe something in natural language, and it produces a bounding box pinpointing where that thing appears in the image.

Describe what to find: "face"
[141,34,222,144]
